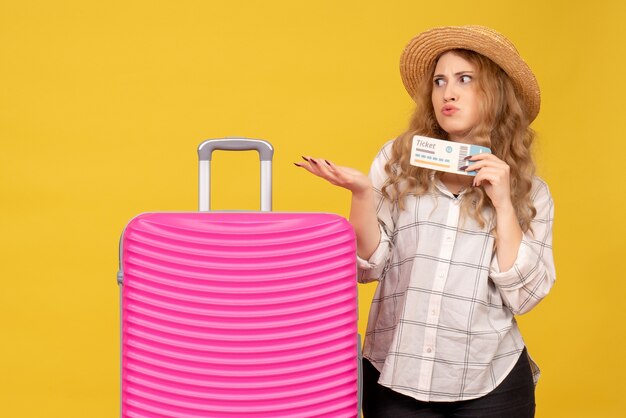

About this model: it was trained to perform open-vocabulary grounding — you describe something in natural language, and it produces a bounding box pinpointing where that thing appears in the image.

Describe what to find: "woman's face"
[431,51,481,142]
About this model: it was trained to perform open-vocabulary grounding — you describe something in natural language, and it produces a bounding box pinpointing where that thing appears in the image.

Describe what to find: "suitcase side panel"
[121,212,358,417]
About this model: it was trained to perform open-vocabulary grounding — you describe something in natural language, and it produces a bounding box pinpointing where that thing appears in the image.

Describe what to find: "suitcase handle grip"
[197,138,274,212]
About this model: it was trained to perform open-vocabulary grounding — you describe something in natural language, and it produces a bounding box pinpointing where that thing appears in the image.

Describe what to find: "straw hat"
[400,25,540,122]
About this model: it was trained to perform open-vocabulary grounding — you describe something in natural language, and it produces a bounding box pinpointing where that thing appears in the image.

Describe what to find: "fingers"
[294,156,372,193]
[465,153,499,162]
[472,168,503,187]
[463,155,513,207]
[294,156,320,170]
[464,155,509,189]
[295,156,339,183]
[465,154,504,170]
[296,156,332,167]
[301,156,334,174]
[463,154,509,177]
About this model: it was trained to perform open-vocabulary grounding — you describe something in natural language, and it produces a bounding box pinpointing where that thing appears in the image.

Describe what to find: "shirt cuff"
[356,224,390,271]
[489,239,534,289]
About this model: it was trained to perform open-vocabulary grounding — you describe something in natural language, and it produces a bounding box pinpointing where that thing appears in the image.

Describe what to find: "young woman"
[296,26,555,418]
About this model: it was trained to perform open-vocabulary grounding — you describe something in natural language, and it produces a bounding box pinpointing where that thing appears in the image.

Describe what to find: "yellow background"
[1,1,624,416]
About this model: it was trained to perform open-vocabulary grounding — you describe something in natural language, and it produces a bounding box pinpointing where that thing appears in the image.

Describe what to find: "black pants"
[362,348,535,418]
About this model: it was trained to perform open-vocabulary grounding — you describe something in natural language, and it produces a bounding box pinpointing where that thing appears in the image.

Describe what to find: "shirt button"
[431,310,437,316]
[426,347,432,353]
[446,236,452,241]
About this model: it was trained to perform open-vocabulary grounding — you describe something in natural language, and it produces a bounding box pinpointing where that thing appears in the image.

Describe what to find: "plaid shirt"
[358,141,556,402]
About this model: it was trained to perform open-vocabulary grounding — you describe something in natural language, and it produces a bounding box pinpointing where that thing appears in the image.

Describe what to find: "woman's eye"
[460,75,472,83]
[434,78,445,87]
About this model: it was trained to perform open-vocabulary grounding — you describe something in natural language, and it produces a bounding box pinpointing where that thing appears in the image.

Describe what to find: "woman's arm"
[466,155,556,314]
[296,158,381,259]
[489,180,555,314]
[493,203,524,271]
[349,187,380,260]
[466,153,522,270]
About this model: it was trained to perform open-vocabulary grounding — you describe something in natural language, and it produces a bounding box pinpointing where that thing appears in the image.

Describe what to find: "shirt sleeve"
[489,178,556,315]
[357,141,396,284]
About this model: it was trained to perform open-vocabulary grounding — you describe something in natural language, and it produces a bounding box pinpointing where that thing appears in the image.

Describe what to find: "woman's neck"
[439,172,472,195]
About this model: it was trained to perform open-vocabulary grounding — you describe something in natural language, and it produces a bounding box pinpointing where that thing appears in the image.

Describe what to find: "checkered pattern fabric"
[358,141,555,402]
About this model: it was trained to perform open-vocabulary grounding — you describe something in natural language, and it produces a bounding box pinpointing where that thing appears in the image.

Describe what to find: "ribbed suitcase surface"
[121,211,358,417]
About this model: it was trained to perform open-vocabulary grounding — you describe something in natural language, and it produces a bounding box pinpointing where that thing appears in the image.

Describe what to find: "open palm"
[296,157,372,194]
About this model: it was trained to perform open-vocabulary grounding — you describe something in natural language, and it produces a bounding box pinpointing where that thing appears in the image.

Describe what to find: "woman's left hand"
[465,153,513,210]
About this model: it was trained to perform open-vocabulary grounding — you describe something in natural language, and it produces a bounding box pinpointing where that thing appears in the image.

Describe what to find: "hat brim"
[400,26,540,122]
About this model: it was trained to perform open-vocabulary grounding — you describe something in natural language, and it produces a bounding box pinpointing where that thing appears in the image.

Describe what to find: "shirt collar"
[429,172,470,199]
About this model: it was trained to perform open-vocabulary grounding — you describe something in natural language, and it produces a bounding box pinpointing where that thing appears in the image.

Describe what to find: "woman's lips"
[442,105,459,116]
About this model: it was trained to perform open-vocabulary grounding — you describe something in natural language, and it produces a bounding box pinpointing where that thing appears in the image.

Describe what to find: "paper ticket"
[410,135,491,176]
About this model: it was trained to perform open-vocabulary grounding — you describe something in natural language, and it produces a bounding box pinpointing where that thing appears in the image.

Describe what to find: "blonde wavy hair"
[383,49,537,232]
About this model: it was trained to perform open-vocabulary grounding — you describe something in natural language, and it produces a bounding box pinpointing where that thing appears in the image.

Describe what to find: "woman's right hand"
[295,157,372,195]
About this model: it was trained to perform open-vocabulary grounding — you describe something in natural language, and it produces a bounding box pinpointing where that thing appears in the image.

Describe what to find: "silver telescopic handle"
[197,138,274,212]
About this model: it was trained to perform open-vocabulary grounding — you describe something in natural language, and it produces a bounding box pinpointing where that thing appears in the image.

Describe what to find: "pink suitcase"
[117,138,361,417]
